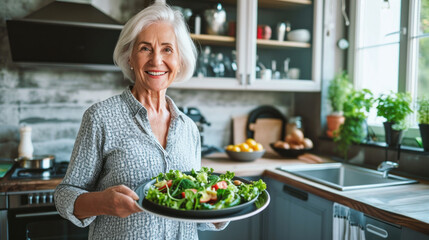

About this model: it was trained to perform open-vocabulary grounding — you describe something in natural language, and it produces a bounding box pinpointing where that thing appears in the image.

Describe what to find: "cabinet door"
[264,178,333,240]
[169,0,323,92]
[247,0,323,92]
[402,227,429,240]
[198,215,262,240]
[167,0,246,90]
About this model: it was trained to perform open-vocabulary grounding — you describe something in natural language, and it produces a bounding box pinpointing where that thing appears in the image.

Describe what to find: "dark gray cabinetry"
[402,227,429,240]
[263,177,333,240]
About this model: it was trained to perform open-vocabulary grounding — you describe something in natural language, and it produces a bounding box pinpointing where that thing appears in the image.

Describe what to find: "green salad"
[145,167,267,210]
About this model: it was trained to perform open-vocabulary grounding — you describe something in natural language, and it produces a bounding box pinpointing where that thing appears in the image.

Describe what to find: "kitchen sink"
[277,163,418,191]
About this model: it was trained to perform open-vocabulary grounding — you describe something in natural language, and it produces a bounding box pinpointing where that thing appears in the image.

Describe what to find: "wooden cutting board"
[253,118,283,153]
[233,115,283,153]
[232,114,248,145]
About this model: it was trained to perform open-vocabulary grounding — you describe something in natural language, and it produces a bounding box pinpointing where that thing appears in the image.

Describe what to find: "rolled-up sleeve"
[55,107,104,228]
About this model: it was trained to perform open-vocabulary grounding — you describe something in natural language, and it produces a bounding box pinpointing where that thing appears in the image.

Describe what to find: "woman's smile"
[129,21,180,92]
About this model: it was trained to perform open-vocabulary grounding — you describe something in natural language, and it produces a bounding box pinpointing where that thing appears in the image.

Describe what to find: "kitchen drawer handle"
[366,223,389,238]
[283,185,308,201]
[15,211,59,218]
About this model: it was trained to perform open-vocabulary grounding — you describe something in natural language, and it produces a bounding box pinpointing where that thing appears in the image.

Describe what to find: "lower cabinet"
[262,177,333,240]
[198,214,262,240]
[402,227,429,240]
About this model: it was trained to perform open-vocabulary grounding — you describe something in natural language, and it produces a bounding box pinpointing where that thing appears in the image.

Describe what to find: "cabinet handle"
[366,224,388,238]
[283,185,308,201]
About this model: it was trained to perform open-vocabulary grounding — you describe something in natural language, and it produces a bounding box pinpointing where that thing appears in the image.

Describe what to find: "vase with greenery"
[418,97,429,151]
[334,89,374,159]
[376,91,413,148]
[326,71,353,138]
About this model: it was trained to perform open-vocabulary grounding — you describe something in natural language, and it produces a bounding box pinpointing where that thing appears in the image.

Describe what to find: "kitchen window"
[349,0,429,146]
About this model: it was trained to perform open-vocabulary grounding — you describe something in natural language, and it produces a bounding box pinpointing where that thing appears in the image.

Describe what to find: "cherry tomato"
[212,181,228,190]
[181,188,197,198]
[158,180,173,190]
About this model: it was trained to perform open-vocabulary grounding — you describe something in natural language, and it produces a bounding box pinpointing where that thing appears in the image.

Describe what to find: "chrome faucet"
[377,161,399,178]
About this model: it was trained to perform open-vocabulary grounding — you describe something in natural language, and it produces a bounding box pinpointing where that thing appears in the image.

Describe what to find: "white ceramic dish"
[287,29,311,42]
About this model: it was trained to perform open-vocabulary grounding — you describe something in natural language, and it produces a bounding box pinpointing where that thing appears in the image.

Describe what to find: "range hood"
[6,1,123,71]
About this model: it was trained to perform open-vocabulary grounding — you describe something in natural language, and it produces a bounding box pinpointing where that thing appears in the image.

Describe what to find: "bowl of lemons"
[225,138,266,162]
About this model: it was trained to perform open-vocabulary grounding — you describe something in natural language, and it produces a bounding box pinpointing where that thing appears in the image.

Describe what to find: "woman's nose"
[151,51,162,66]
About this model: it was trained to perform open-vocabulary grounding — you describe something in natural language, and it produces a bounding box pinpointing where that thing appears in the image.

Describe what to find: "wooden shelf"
[190,34,235,47]
[257,39,311,49]
[190,34,310,49]
[258,0,312,9]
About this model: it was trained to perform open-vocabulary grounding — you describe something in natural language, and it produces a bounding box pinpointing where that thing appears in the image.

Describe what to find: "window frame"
[348,0,424,147]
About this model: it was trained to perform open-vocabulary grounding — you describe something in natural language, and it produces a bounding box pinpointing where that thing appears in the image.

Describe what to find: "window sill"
[319,136,429,156]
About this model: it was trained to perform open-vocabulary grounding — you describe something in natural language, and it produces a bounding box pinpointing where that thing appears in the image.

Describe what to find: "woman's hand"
[100,185,143,218]
[74,185,143,219]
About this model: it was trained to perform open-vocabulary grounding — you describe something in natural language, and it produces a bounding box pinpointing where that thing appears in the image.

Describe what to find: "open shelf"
[190,34,235,47]
[257,39,311,49]
[258,0,312,9]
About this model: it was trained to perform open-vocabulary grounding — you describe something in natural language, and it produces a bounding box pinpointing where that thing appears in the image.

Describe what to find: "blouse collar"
[121,86,185,122]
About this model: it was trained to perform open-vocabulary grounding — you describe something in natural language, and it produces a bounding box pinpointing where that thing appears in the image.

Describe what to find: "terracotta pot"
[326,115,345,138]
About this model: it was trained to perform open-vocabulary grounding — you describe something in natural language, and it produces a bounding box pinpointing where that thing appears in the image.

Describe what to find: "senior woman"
[55,3,227,239]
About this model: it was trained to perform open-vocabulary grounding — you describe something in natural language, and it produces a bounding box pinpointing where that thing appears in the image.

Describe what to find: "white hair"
[113,2,197,83]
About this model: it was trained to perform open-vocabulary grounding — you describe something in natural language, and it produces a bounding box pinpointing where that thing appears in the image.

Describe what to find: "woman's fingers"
[114,184,140,200]
[102,185,143,217]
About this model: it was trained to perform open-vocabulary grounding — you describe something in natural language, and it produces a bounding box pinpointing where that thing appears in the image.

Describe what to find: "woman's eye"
[140,46,151,52]
[164,47,173,53]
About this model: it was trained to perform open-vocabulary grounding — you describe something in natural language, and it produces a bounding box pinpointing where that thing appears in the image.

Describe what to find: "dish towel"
[333,203,366,240]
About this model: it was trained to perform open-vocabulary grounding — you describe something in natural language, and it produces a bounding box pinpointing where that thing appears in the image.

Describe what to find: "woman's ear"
[128,59,133,70]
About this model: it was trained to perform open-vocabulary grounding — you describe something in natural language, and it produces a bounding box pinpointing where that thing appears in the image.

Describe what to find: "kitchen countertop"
[202,152,429,235]
[0,164,62,192]
[2,152,428,235]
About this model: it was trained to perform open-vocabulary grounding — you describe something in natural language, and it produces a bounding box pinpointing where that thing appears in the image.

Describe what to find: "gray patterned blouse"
[55,86,226,240]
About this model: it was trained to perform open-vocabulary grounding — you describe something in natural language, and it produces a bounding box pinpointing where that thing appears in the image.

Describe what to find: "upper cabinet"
[168,0,322,92]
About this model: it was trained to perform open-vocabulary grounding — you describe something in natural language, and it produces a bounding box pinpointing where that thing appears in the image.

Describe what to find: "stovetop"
[10,161,69,180]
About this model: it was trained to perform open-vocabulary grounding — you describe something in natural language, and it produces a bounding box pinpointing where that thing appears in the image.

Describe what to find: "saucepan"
[14,155,55,169]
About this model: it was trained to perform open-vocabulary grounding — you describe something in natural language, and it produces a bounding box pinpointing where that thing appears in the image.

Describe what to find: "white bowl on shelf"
[287,29,311,43]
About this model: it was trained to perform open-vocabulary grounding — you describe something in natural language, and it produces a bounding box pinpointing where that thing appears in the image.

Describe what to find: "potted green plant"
[418,97,429,151]
[326,71,353,138]
[376,92,413,148]
[334,89,374,159]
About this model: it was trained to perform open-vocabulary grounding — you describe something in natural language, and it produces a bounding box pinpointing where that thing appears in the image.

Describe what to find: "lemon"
[226,145,235,151]
[253,143,264,151]
[239,143,250,151]
[232,145,241,152]
[245,138,257,148]
[243,148,254,152]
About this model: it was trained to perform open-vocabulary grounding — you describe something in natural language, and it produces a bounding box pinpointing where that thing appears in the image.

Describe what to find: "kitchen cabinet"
[168,0,322,92]
[402,227,429,240]
[263,177,333,240]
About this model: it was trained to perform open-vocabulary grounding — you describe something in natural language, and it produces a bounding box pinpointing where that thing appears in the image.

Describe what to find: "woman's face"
[129,21,180,91]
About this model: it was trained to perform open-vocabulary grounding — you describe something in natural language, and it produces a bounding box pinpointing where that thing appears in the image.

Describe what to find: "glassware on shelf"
[196,46,212,77]
[283,58,290,79]
[255,55,262,79]
[231,50,237,73]
[212,53,225,77]
[272,60,281,79]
